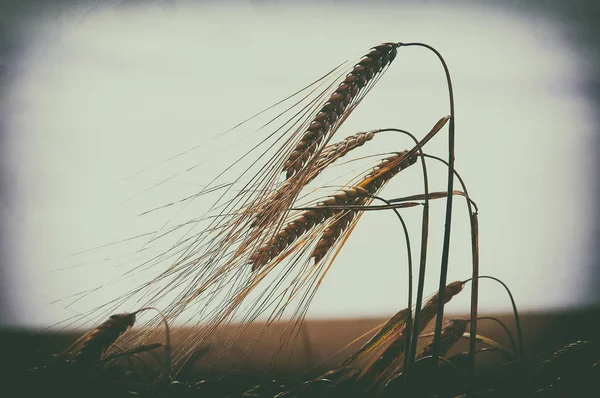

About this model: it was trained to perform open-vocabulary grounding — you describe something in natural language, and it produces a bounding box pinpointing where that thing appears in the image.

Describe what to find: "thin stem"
[397,42,456,380]
[369,195,414,375]
[421,153,479,389]
[135,307,172,379]
[375,127,433,376]
[420,154,478,213]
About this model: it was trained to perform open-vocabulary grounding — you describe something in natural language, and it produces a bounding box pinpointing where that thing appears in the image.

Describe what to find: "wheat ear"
[282,43,399,179]
[249,150,416,270]
[63,312,136,366]
[341,309,410,367]
[362,281,465,390]
[251,130,377,228]
[419,319,469,359]
[311,150,416,262]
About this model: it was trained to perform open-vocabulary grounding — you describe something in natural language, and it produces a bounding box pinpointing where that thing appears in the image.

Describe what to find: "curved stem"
[398,42,457,382]
[477,316,518,358]
[374,127,432,376]
[369,195,414,375]
[135,307,172,379]
[420,152,479,388]
[420,154,478,213]
[414,354,459,373]
[463,276,523,360]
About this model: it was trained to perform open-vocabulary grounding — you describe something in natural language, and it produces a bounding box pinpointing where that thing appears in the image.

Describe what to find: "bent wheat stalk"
[309,150,418,263]
[399,42,457,376]
[464,275,523,360]
[477,316,518,357]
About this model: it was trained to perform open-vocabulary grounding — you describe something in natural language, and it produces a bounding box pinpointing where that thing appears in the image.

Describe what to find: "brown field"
[3,307,598,380]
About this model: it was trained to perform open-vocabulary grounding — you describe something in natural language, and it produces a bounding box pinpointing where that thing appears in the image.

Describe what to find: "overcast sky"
[1,1,598,328]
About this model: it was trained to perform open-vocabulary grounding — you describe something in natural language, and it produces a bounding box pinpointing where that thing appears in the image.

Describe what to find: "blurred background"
[0,0,598,358]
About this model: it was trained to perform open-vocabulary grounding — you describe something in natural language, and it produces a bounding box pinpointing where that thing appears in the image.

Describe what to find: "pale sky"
[2,1,597,328]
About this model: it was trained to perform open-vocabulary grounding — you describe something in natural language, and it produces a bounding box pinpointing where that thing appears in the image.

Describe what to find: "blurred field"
[2,306,598,382]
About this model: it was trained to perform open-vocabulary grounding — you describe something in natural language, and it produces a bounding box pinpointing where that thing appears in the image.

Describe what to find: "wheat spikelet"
[250,130,377,228]
[249,150,416,270]
[361,282,465,388]
[419,319,469,358]
[313,130,376,174]
[62,312,136,366]
[248,207,331,271]
[282,43,399,179]
[416,281,465,331]
[311,150,416,262]
[341,309,410,367]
